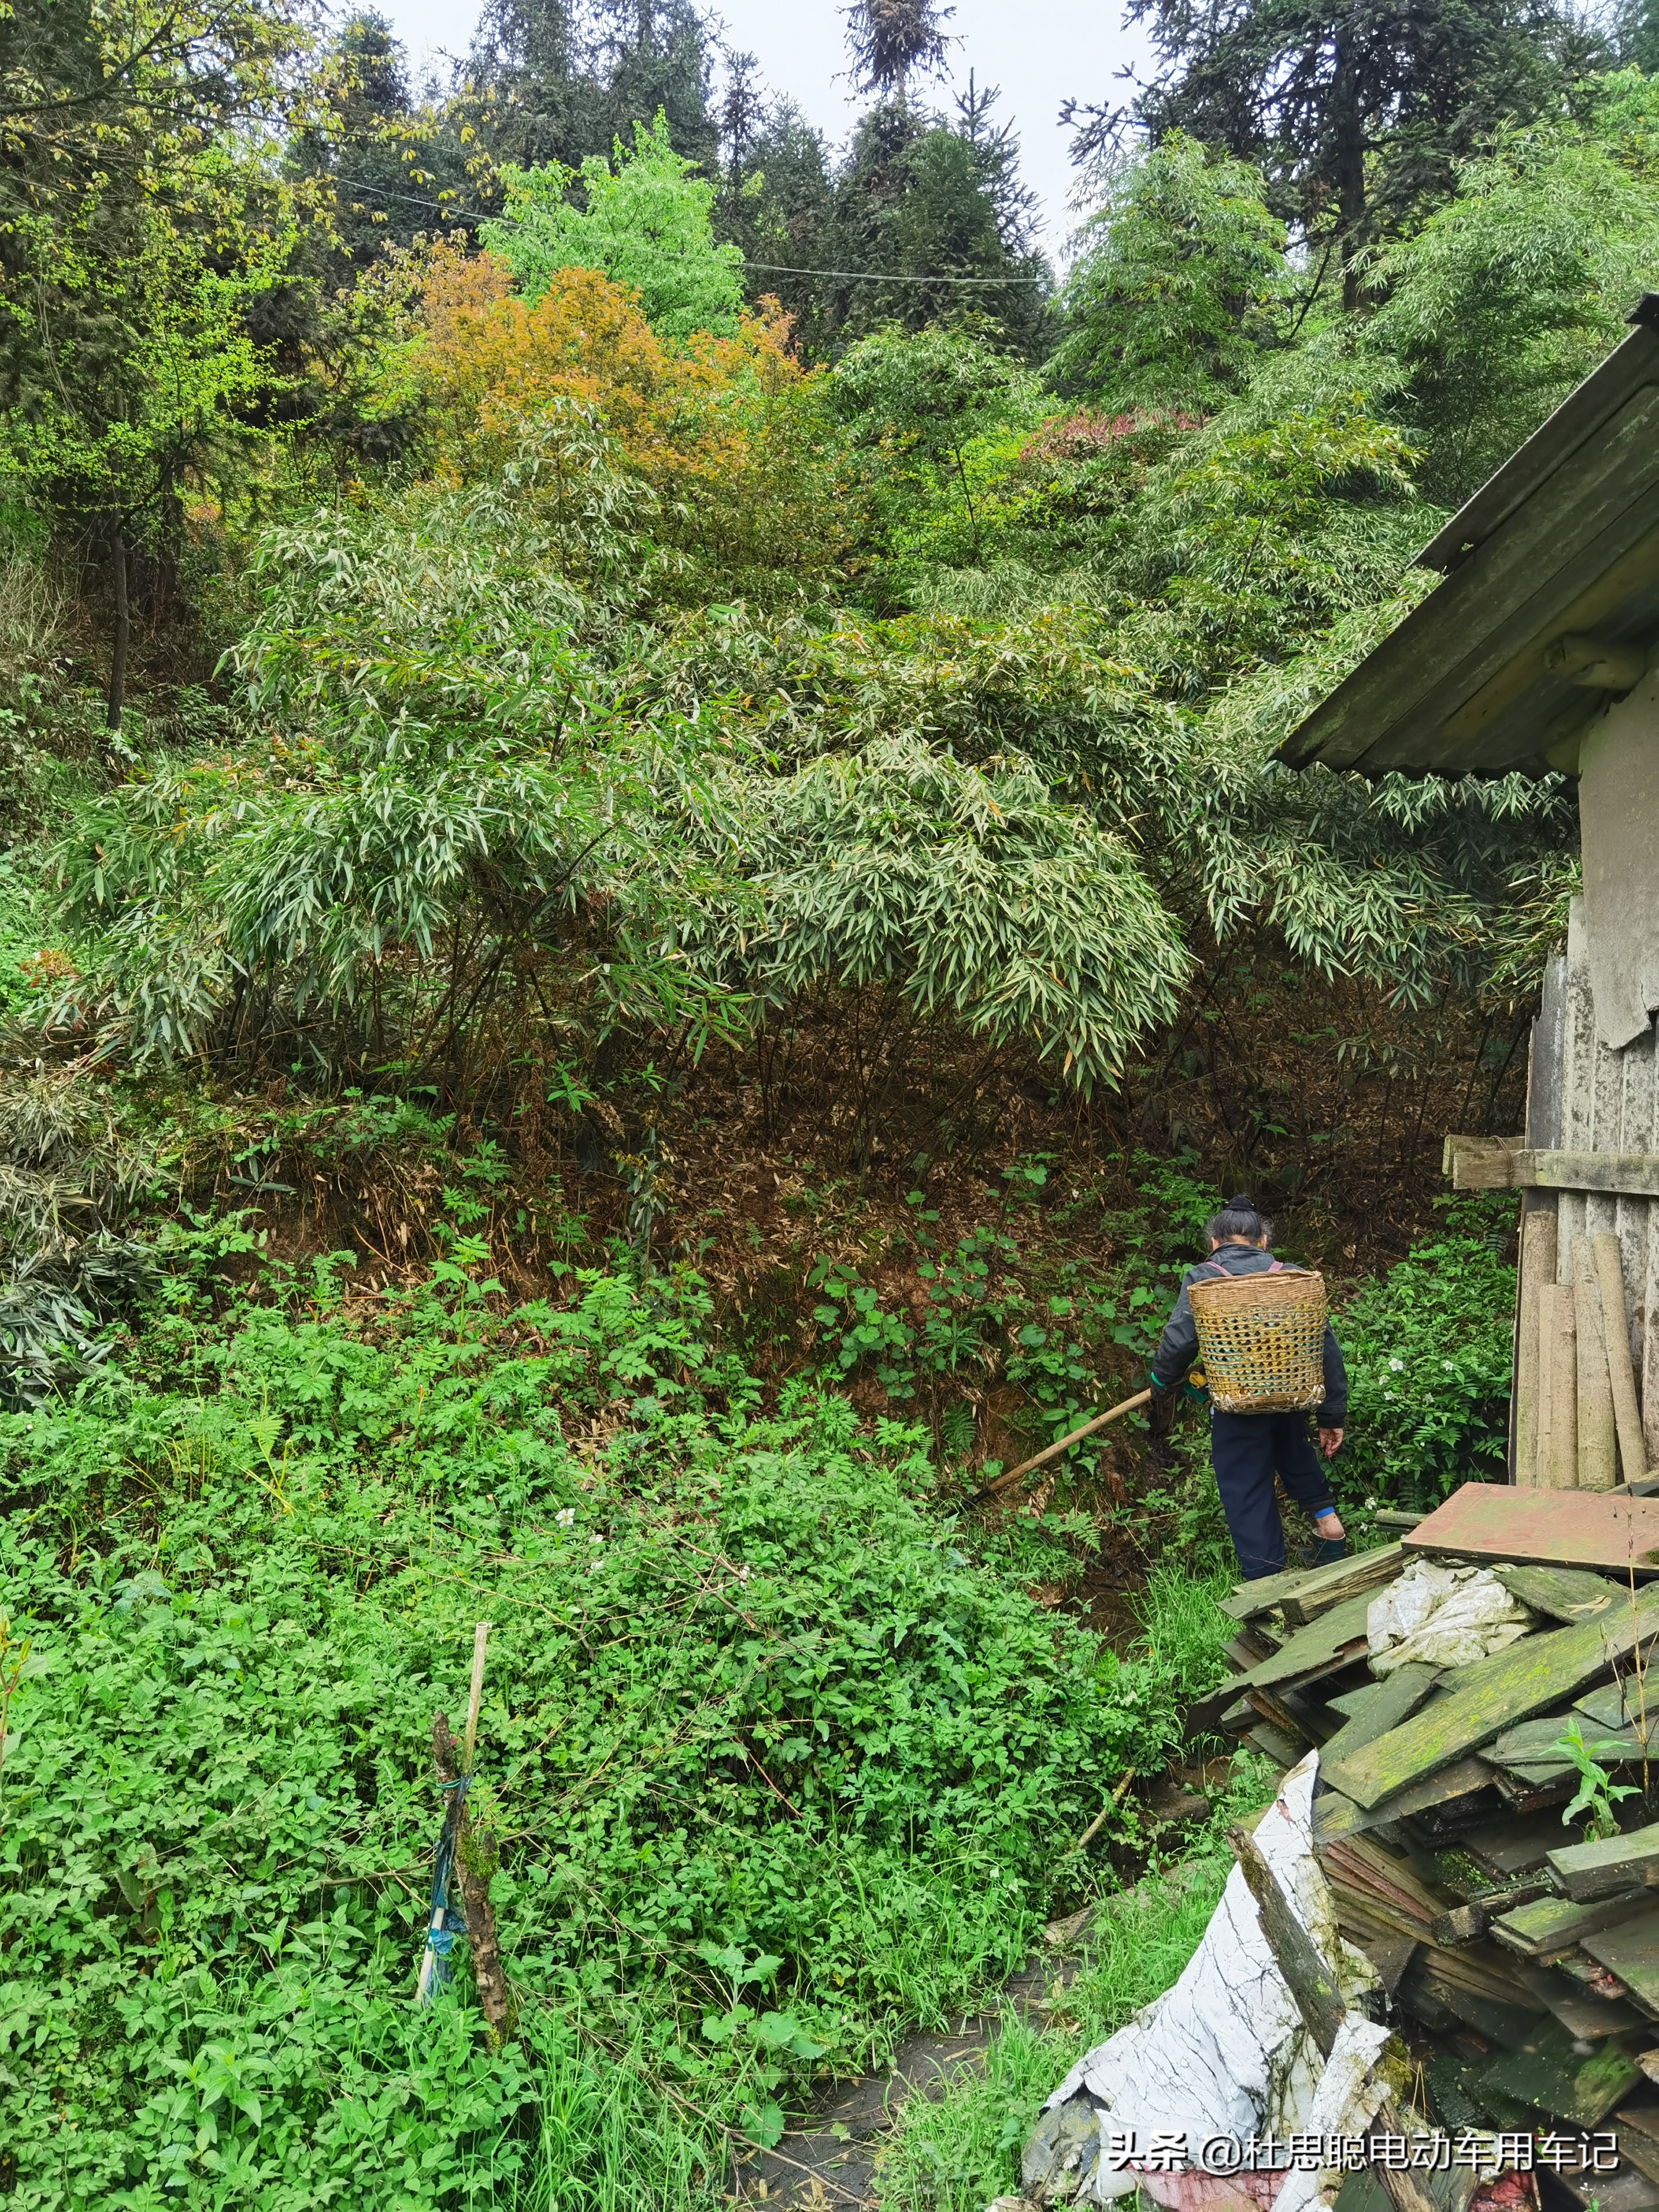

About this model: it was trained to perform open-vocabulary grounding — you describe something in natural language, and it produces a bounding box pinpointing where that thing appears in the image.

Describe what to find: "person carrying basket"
[1146,1195,1348,1580]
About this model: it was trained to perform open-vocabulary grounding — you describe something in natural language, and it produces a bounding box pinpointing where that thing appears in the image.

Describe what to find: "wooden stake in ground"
[978,1389,1150,1499]
[463,1621,490,1772]
[431,1707,515,2047]
[1594,1232,1649,1483]
[419,1622,514,2046]
[1574,1236,1618,1491]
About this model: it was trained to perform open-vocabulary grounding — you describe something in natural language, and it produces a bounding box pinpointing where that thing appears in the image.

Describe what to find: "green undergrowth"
[875,1751,1276,2212]
[0,1255,1212,2210]
[1336,1194,1518,1518]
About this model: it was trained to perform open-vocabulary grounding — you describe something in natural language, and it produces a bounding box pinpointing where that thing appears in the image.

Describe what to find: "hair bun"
[1225,1193,1253,1210]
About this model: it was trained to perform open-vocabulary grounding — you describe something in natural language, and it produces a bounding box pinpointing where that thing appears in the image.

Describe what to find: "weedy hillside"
[0,0,1632,2196]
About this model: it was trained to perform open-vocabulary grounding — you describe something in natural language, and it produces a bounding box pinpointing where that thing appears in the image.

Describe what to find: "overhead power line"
[328,171,1049,286]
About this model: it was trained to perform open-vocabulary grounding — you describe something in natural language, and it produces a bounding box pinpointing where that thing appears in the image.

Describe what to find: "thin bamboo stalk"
[1574,1236,1618,1491]
[1593,1231,1649,1482]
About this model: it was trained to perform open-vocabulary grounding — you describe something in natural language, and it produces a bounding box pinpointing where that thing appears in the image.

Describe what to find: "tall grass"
[1131,1557,1236,1705]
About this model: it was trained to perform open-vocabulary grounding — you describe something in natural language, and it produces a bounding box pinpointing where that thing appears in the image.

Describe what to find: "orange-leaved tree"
[413,244,842,600]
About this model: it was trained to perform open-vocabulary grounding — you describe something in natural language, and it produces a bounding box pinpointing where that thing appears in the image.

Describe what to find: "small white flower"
[1388,1357,1404,1372]
[555,1508,576,1528]
[591,1534,604,1546]
[1442,1360,1454,1371]
[737,1564,751,1583]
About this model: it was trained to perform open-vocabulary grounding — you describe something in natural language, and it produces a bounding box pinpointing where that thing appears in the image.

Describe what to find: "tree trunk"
[1329,16,1368,313]
[106,520,130,732]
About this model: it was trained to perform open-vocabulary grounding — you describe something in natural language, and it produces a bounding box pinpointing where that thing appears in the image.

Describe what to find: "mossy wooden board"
[1493,1561,1627,1621]
[1583,1910,1659,2010]
[1232,1590,1376,1691]
[1318,1662,1440,1769]
[1491,1891,1652,1958]
[1548,1818,1659,1900]
[1222,1542,1404,1624]
[1405,1481,1659,1575]
[1320,1581,1659,1808]
[1475,2014,1640,2126]
[1312,1755,1494,1844]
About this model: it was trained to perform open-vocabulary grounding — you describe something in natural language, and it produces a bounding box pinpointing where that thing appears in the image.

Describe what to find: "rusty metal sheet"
[1404,1481,1659,1577]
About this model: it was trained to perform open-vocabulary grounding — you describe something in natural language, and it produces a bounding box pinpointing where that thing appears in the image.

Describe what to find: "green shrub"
[1333,1196,1516,1514]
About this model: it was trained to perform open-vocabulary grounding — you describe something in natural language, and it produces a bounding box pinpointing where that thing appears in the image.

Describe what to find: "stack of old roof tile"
[1207,1482,1659,2212]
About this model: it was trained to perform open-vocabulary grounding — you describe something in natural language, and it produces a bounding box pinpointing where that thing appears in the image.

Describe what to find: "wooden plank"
[1446,1134,1527,1189]
[1526,1151,1659,1200]
[1318,1663,1441,1770]
[1513,1960,1643,2036]
[1615,2126,1659,2195]
[1247,1723,1305,1767]
[1597,1230,1653,1482]
[1493,1561,1626,1621]
[1280,1544,1407,1626]
[1312,1756,1496,1845]
[1557,2166,1659,2212]
[1220,1542,1405,1625]
[1491,1713,1609,1770]
[1477,2013,1641,2125]
[1230,1589,1377,1691]
[1347,1927,1417,1995]
[1575,1680,1659,1732]
[1323,1832,1446,1923]
[1491,1891,1653,1958]
[1326,1683,1377,1717]
[1431,1902,1488,1944]
[1244,1685,1315,1744]
[1425,1973,1547,2049]
[1406,1481,1659,1576]
[1577,1233,1621,1490]
[1322,1576,1659,1808]
[1548,1819,1659,1901]
[1228,1823,1345,2051]
[1460,1806,1587,1877]
[1518,1210,1559,1487]
[1583,1910,1659,2012]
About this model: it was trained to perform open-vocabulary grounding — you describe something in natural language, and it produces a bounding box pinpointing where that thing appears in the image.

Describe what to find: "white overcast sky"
[365,0,1151,257]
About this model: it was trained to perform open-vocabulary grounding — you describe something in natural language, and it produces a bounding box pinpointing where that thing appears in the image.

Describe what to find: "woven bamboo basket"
[1187,1267,1327,1414]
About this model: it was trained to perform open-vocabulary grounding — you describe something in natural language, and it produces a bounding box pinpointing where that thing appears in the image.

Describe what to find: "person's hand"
[1318,1427,1344,1459]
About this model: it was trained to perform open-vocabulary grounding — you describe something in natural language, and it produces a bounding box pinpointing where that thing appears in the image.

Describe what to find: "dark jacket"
[1149,1242,1347,1424]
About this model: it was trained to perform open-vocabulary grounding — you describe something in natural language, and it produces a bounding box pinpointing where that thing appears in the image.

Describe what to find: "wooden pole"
[1574,1236,1618,1491]
[1543,1282,1579,1488]
[463,1622,491,1774]
[1515,1210,1556,1487]
[432,1710,514,2045]
[1536,1250,1555,1490]
[1594,1231,1649,1483]
[977,1389,1151,1499]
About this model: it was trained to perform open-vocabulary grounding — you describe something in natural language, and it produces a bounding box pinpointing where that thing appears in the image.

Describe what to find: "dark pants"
[1211,1410,1336,1580]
